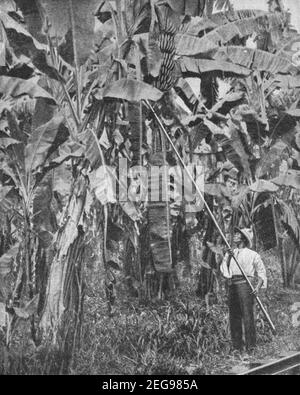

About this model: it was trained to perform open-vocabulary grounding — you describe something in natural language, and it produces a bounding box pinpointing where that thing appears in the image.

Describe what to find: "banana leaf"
[175,77,199,110]
[272,170,300,190]
[25,114,69,173]
[278,199,300,241]
[274,75,300,89]
[0,76,56,104]
[213,46,297,74]
[0,1,15,12]
[285,109,300,118]
[89,166,117,205]
[178,57,251,77]
[0,186,12,203]
[0,243,19,277]
[14,294,39,319]
[176,13,285,56]
[14,0,46,43]
[98,78,164,102]
[160,0,232,17]
[39,0,100,66]
[204,183,230,198]
[250,179,279,193]
[257,141,288,177]
[0,137,21,149]
[180,9,267,37]
[0,302,6,326]
[160,0,206,16]
[0,10,61,80]
[210,9,266,25]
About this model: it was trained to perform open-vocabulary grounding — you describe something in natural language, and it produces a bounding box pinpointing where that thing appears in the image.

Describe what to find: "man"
[219,228,267,352]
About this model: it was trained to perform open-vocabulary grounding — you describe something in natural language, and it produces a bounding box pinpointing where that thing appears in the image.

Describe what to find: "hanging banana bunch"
[154,4,179,92]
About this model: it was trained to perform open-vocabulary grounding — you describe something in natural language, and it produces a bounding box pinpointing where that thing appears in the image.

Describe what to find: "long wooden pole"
[145,100,276,334]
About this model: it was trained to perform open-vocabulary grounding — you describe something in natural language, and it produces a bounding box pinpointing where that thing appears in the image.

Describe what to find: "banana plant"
[0,84,69,343]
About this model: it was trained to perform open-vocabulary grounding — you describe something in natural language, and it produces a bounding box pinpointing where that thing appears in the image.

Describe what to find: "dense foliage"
[1,0,300,374]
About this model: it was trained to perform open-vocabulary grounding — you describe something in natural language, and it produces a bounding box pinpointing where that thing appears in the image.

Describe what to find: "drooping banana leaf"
[25,114,69,174]
[0,10,61,80]
[204,183,231,198]
[257,141,288,177]
[218,127,251,179]
[0,243,19,277]
[179,16,217,35]
[213,46,297,75]
[159,0,232,17]
[0,76,56,104]
[89,166,117,205]
[250,179,279,193]
[285,109,300,118]
[0,1,15,12]
[121,202,142,222]
[80,128,103,170]
[179,9,267,37]
[210,91,244,113]
[272,170,300,190]
[176,13,285,56]
[32,172,57,248]
[124,0,152,35]
[278,198,300,241]
[98,78,164,102]
[0,302,6,326]
[210,9,267,25]
[96,0,151,33]
[14,0,46,43]
[50,141,83,167]
[231,185,250,209]
[205,0,232,16]
[0,23,5,67]
[0,137,21,149]
[39,0,100,66]
[95,1,114,24]
[178,57,251,77]
[159,0,206,17]
[206,118,251,178]
[0,186,12,204]
[174,77,199,111]
[14,294,39,319]
[137,29,163,78]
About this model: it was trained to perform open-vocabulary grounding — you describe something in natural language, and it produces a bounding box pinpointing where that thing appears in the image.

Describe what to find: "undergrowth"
[73,296,231,375]
[1,249,300,375]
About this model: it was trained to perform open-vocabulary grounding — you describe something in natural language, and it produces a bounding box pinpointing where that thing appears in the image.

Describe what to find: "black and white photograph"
[1,0,300,377]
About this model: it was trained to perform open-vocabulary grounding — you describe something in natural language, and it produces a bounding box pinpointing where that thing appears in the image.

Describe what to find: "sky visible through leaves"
[231,0,300,31]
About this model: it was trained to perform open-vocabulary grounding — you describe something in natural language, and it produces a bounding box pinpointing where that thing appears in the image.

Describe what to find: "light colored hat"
[234,227,253,248]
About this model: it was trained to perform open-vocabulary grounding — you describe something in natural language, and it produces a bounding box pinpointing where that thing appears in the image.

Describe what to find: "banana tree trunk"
[40,174,87,340]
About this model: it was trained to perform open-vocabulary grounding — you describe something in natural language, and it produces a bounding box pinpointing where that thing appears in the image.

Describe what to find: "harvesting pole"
[145,100,276,335]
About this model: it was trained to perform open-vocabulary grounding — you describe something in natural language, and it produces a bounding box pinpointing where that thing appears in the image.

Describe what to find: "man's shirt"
[220,247,267,288]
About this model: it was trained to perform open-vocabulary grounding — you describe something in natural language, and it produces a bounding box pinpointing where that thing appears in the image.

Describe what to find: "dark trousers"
[228,280,256,352]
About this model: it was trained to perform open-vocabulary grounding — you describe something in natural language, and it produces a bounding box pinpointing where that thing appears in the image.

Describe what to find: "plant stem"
[68,0,81,122]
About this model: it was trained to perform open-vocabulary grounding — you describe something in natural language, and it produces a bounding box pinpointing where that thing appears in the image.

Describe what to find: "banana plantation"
[1,0,300,375]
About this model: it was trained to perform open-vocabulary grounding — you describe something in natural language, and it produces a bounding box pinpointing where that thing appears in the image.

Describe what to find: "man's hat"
[234,227,253,248]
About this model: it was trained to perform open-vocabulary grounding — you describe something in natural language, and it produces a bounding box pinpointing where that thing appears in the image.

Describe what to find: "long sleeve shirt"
[220,247,267,288]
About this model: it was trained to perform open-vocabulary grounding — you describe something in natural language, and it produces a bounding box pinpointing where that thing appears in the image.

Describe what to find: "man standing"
[220,228,267,352]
